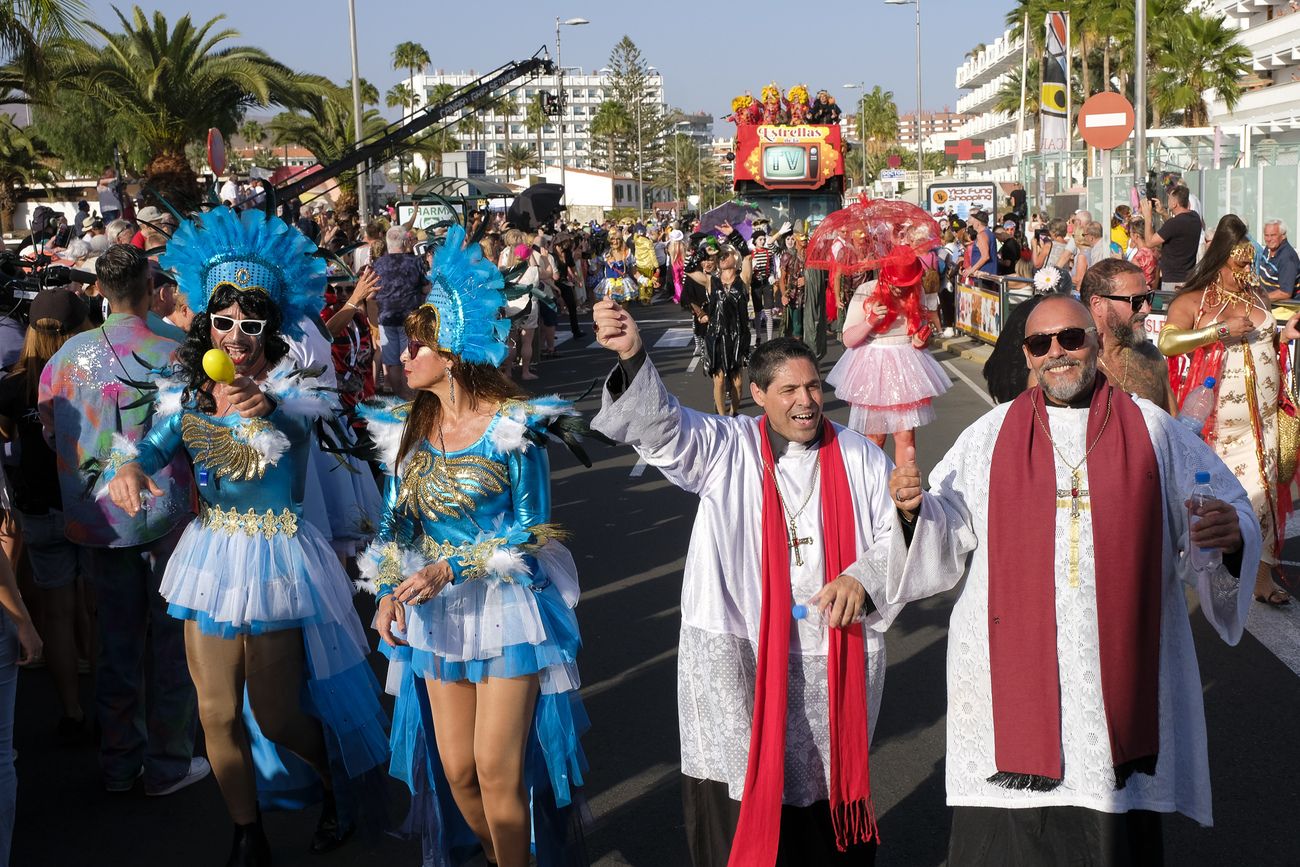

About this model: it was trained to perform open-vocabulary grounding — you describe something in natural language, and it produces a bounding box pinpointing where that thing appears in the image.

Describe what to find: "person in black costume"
[981,294,1044,403]
[703,244,751,416]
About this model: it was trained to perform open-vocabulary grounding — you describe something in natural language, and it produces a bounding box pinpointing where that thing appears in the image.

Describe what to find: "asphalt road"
[12,302,1300,866]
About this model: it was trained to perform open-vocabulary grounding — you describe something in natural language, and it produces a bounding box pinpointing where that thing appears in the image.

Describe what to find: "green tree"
[409,127,458,177]
[391,40,429,94]
[1150,10,1251,127]
[346,77,379,107]
[386,83,415,113]
[240,119,267,147]
[604,36,665,177]
[55,6,317,209]
[0,0,87,99]
[589,100,629,172]
[457,113,483,150]
[0,114,58,232]
[489,92,518,157]
[269,84,387,217]
[859,86,899,156]
[493,143,539,180]
[524,94,550,165]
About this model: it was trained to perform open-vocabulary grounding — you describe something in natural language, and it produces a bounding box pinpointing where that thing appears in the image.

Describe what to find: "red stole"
[728,419,876,867]
[986,377,1164,789]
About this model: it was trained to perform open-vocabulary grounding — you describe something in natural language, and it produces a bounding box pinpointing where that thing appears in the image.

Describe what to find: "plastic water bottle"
[792,601,867,629]
[1178,377,1217,432]
[1188,471,1223,572]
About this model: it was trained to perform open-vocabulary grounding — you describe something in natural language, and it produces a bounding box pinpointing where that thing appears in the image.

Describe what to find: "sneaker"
[145,757,211,797]
[105,767,143,793]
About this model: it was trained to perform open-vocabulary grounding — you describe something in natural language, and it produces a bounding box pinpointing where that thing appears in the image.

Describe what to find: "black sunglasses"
[210,315,266,336]
[1094,291,1155,312]
[1023,326,1096,357]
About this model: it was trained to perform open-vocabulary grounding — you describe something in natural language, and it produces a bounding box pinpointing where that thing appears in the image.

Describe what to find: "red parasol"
[806,195,942,289]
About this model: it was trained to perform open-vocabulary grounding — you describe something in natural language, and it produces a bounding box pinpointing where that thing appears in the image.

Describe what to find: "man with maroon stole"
[593,298,905,866]
[877,295,1259,865]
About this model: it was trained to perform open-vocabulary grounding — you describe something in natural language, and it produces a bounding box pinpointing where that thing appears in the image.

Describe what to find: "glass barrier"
[954,273,1034,345]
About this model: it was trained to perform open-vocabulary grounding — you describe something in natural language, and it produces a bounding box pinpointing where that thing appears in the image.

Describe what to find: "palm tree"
[346,77,379,107]
[0,0,87,99]
[524,94,550,166]
[391,41,429,97]
[457,113,483,150]
[589,100,629,172]
[860,86,899,156]
[270,84,387,217]
[490,92,519,157]
[386,83,416,114]
[409,127,458,177]
[1151,10,1251,127]
[240,119,267,147]
[493,143,539,180]
[56,6,316,210]
[0,115,59,232]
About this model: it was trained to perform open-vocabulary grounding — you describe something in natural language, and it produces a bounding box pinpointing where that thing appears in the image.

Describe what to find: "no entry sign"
[1077,92,1135,150]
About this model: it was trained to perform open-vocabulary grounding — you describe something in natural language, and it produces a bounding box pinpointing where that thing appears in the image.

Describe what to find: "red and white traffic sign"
[1077,91,1135,150]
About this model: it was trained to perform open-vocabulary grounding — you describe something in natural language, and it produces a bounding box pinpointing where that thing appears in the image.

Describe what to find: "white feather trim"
[369,420,404,471]
[490,417,530,454]
[355,540,428,595]
[484,545,531,580]
[244,423,290,468]
[262,357,337,421]
[93,434,140,501]
[154,377,186,418]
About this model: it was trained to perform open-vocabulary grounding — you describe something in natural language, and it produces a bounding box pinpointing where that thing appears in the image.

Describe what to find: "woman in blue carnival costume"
[357,224,589,867]
[103,207,388,866]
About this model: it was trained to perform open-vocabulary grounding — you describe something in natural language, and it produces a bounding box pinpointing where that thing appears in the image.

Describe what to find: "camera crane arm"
[273,51,556,204]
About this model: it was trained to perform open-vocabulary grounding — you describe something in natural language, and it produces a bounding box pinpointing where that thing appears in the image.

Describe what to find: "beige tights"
[185,622,331,824]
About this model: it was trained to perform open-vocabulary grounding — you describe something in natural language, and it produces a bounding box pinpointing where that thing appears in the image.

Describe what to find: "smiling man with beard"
[878,294,1260,866]
[1081,258,1176,413]
[593,299,905,866]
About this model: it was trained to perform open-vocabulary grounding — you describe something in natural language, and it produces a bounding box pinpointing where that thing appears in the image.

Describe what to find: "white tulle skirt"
[401,542,581,696]
[828,337,952,435]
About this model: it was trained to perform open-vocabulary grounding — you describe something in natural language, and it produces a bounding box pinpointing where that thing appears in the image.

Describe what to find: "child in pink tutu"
[827,245,952,460]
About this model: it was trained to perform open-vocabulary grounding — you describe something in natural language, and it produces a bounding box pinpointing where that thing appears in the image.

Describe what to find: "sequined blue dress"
[358,396,588,866]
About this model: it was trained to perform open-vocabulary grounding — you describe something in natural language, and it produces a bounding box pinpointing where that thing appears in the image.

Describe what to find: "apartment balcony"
[955,110,1016,140]
[1210,75,1300,126]
[955,30,1024,91]
[957,73,1014,115]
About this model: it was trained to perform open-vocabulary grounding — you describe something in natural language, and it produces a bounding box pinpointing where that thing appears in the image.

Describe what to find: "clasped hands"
[376,560,455,647]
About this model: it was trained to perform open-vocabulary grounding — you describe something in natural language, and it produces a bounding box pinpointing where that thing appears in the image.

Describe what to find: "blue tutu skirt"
[380,541,589,865]
[161,518,389,781]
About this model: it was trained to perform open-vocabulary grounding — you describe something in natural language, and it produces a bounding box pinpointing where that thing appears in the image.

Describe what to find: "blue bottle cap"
[1203,377,1216,388]
[791,604,809,620]
[1195,471,1211,484]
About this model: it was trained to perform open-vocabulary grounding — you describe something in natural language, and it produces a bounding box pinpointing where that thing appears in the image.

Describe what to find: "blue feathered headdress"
[159,207,327,341]
[424,224,510,365]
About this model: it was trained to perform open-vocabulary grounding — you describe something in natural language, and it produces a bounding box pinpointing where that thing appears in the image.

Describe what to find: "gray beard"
[1040,356,1098,403]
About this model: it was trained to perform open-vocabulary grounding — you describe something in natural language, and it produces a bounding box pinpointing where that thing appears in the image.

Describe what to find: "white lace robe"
[849,397,1260,826]
[593,359,900,805]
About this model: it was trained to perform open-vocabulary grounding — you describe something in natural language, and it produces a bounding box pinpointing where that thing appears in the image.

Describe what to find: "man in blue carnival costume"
[103,207,389,866]
[357,223,590,867]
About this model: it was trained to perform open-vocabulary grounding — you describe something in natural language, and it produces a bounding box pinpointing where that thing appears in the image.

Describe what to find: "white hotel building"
[1205,0,1300,138]
[408,67,667,172]
[951,28,1035,183]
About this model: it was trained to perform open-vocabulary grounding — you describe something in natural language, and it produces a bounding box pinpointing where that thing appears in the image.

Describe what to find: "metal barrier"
[954,273,1034,344]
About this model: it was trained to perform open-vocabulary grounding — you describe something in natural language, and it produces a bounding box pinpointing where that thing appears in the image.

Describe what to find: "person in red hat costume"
[827,245,952,460]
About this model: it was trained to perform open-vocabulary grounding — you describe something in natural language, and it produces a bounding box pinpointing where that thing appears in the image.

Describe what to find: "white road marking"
[941,359,996,408]
[686,356,700,374]
[580,646,678,699]
[653,327,696,349]
[630,457,648,478]
[1246,601,1300,678]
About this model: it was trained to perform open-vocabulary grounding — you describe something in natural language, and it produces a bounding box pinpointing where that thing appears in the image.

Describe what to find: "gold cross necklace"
[764,450,822,567]
[1030,390,1112,587]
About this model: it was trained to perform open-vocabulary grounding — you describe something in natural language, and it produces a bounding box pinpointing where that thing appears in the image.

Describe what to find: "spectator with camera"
[1140,185,1203,291]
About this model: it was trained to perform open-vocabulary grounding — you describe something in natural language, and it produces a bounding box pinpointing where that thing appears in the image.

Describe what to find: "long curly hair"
[176,283,291,414]
[395,305,525,464]
[1177,213,1246,296]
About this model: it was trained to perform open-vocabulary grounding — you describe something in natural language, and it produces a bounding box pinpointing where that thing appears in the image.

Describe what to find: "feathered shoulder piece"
[424,224,511,366]
[260,358,337,421]
[490,395,614,468]
[159,207,328,341]
[355,396,412,471]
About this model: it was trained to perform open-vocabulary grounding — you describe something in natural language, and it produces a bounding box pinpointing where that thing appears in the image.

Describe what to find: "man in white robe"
[866,295,1259,866]
[592,298,903,866]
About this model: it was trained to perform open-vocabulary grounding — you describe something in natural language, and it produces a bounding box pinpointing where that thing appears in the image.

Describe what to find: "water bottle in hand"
[1188,471,1222,572]
[1178,378,1217,432]
[792,601,867,630]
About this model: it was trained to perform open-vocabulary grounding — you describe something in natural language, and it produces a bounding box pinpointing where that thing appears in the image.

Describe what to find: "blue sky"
[83,1,1020,127]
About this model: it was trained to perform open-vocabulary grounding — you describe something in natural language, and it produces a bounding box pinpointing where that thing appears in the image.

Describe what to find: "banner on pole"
[1039,11,1070,154]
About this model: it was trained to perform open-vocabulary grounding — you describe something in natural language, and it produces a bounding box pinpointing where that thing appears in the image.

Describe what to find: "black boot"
[226,818,271,867]
[310,791,354,854]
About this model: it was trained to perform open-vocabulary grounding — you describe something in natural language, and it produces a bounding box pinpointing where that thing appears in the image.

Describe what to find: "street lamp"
[885,0,923,205]
[633,65,657,220]
[555,16,589,209]
[842,82,866,192]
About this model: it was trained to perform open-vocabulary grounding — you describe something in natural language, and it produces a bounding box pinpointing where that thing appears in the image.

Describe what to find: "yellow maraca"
[202,348,237,385]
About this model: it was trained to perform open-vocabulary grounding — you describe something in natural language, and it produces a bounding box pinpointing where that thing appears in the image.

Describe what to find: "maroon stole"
[728,419,877,867]
[986,376,1164,789]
